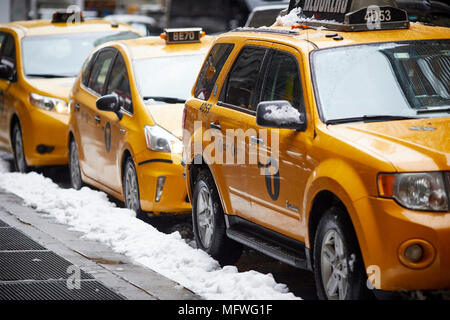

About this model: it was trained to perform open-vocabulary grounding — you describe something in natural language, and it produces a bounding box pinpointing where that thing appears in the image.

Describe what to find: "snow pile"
[263,104,302,125]
[0,152,299,300]
[274,7,337,27]
[275,7,304,27]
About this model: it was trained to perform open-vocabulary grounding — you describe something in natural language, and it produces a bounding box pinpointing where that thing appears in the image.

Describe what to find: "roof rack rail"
[230,27,299,35]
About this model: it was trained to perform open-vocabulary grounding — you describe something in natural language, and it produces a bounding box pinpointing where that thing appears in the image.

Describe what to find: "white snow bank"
[0,151,299,300]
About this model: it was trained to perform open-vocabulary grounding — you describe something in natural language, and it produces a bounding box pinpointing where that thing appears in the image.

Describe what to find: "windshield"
[22,31,140,78]
[134,54,205,102]
[312,40,450,123]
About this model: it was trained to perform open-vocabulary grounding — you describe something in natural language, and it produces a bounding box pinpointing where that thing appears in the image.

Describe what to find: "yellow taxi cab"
[182,0,450,299]
[68,28,214,216]
[0,11,141,172]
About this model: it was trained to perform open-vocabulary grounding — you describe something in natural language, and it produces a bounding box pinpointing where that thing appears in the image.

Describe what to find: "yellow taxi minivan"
[183,0,450,299]
[0,12,141,172]
[68,28,214,216]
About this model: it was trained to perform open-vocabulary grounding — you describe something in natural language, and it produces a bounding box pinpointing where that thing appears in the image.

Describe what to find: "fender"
[303,157,376,261]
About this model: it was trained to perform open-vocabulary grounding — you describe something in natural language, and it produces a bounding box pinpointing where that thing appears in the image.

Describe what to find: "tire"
[123,157,144,218]
[192,169,243,266]
[12,124,29,173]
[313,207,372,300]
[69,139,84,190]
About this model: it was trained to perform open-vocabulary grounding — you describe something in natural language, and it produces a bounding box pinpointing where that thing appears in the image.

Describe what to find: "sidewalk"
[0,189,199,300]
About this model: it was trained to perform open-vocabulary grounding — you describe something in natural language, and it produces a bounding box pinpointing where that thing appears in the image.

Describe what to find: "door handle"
[250,136,264,146]
[74,104,80,111]
[210,122,221,131]
[120,129,126,134]
[94,116,101,123]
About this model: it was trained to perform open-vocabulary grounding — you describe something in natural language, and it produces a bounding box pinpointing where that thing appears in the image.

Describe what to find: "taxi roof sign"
[287,0,409,31]
[161,28,204,44]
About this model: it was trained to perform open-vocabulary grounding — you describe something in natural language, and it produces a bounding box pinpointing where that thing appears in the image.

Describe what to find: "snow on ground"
[0,151,299,300]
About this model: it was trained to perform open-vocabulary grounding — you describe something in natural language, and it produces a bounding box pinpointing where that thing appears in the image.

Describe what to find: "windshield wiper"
[143,96,186,104]
[27,73,76,78]
[416,107,450,114]
[326,115,417,125]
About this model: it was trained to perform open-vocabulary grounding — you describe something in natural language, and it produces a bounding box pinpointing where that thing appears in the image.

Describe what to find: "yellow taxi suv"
[0,12,141,172]
[183,0,450,299]
[68,28,214,216]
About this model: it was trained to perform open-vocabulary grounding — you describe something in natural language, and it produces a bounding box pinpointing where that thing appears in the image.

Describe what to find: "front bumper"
[354,196,450,291]
[135,153,191,215]
[22,108,69,166]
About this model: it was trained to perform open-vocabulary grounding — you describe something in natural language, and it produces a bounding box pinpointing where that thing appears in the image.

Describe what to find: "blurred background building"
[0,0,448,30]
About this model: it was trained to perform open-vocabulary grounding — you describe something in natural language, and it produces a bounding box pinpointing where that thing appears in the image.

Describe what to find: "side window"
[261,51,303,110]
[81,52,97,87]
[221,46,266,111]
[105,54,132,113]
[0,33,5,55]
[88,50,116,95]
[0,34,16,71]
[194,43,234,100]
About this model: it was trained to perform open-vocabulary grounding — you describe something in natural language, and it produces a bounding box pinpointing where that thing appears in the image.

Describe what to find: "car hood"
[26,77,76,102]
[326,117,450,172]
[146,103,184,139]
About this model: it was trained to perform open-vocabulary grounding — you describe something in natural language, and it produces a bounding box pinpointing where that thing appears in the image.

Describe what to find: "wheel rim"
[196,185,214,249]
[14,129,26,172]
[125,163,139,213]
[320,229,349,300]
[70,142,81,188]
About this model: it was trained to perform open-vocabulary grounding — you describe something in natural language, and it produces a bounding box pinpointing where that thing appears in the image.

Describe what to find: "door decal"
[104,122,111,152]
[258,157,280,201]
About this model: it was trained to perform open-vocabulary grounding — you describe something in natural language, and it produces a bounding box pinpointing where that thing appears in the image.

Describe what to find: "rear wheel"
[69,139,84,190]
[123,157,144,218]
[192,169,242,266]
[12,124,29,173]
[313,207,372,300]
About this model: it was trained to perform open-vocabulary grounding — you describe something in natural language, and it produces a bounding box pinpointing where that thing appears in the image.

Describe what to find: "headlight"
[144,125,183,154]
[378,172,449,211]
[29,93,69,114]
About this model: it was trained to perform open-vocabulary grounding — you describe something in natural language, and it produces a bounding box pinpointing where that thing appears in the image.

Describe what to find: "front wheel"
[313,207,372,300]
[123,157,144,218]
[192,169,242,266]
[12,124,29,173]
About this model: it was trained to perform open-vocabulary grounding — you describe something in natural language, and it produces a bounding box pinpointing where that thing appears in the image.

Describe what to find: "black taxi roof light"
[160,28,205,44]
[286,0,409,31]
[51,11,84,24]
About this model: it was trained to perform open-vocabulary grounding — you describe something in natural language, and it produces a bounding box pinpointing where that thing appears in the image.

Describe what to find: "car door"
[245,45,310,241]
[210,43,270,218]
[96,52,132,193]
[77,48,116,181]
[0,32,8,148]
[0,32,16,150]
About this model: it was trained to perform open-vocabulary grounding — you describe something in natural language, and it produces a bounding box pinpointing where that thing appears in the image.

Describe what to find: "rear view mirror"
[0,65,12,81]
[96,94,123,120]
[256,100,306,131]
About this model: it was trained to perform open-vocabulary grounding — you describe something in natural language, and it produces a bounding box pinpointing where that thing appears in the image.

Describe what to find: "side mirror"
[0,65,12,81]
[96,94,123,120]
[256,100,306,130]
